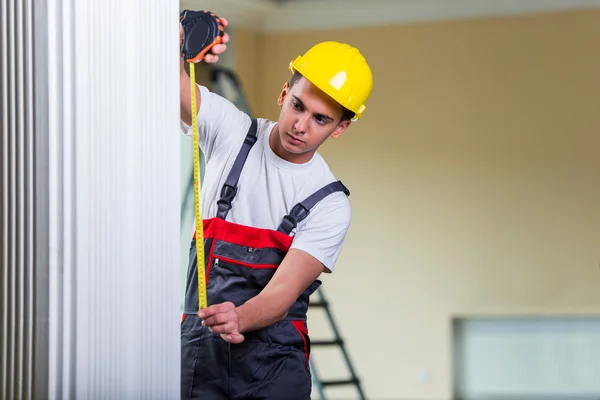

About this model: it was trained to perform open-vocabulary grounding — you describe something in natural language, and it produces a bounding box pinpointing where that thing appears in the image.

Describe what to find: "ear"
[330,119,351,139]
[277,82,290,107]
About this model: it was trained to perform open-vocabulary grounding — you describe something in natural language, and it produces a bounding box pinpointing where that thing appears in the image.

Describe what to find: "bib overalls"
[181,119,350,400]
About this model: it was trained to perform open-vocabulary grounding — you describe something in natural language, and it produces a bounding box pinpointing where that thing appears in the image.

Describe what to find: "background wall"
[232,9,600,399]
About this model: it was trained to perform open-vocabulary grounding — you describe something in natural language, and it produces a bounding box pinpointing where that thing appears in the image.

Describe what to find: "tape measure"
[180,10,225,310]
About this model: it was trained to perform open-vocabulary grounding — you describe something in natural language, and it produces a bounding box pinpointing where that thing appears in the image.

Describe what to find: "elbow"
[272,306,288,324]
[278,310,288,321]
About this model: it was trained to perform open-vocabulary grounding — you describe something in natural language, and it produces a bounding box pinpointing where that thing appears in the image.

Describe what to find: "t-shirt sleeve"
[180,84,251,162]
[290,193,352,273]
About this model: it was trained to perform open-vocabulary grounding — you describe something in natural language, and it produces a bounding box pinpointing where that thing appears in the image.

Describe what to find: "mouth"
[286,133,304,145]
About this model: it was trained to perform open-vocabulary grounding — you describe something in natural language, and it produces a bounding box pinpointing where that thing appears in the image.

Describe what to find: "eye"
[291,100,302,110]
[315,117,327,125]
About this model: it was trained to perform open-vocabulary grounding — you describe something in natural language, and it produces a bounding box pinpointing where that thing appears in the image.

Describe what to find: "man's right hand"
[179,17,230,72]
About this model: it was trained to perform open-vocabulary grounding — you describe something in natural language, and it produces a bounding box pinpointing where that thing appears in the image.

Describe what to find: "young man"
[179,15,373,400]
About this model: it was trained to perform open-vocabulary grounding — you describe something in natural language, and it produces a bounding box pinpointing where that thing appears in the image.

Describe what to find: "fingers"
[198,301,234,318]
[202,37,228,64]
[189,41,227,64]
[212,42,228,55]
[219,32,230,45]
[207,321,237,334]
[201,310,230,326]
[198,303,236,327]
[198,302,241,340]
[203,53,219,64]
[180,19,229,65]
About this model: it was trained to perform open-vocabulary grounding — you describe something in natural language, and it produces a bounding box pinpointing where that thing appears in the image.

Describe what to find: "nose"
[294,113,310,134]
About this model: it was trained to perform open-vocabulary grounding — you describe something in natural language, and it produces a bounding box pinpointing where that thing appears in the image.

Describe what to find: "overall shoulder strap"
[216,118,258,219]
[277,180,350,235]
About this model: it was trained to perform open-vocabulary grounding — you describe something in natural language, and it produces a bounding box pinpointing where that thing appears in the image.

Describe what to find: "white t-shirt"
[181,85,351,272]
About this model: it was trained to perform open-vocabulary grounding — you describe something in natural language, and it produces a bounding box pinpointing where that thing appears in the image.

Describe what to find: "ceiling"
[179,0,600,32]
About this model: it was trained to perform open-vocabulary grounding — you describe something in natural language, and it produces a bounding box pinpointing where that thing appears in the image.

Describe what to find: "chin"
[280,134,304,154]
[281,142,303,154]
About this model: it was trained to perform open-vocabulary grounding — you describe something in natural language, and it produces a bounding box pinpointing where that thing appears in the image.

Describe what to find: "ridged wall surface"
[2,0,182,398]
[1,0,36,399]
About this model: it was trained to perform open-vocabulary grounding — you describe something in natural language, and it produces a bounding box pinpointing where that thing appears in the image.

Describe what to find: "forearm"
[236,249,325,333]
[180,62,201,126]
[236,289,291,333]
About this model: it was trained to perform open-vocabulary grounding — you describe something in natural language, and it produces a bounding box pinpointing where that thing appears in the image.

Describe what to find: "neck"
[269,123,315,164]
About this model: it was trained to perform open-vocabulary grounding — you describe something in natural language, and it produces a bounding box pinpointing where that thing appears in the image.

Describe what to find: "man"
[179,14,373,400]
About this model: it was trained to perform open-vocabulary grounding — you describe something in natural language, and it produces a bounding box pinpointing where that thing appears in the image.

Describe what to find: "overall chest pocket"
[211,240,286,289]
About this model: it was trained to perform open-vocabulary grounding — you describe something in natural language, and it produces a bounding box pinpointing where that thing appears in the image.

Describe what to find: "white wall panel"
[1,0,36,398]
[3,0,182,398]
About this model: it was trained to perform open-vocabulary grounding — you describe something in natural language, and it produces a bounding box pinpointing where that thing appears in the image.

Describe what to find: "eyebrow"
[292,96,335,123]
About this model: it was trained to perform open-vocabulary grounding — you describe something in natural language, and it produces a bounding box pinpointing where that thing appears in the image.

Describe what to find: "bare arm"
[199,248,325,343]
[180,58,200,126]
[236,249,325,332]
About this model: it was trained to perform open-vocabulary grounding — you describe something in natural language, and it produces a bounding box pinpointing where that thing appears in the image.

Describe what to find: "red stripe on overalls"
[194,217,293,281]
[291,320,310,369]
[215,255,279,269]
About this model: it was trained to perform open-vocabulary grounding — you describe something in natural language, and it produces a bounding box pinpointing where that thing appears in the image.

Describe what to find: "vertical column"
[1,0,36,399]
[3,0,182,396]
[34,0,182,398]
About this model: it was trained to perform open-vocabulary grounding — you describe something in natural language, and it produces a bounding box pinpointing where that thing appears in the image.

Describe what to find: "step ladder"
[308,288,366,400]
[207,65,366,400]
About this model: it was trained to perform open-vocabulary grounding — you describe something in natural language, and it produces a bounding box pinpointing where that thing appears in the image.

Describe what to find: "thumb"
[221,332,244,344]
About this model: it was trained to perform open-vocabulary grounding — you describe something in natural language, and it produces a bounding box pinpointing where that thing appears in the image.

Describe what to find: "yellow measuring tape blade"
[189,62,208,310]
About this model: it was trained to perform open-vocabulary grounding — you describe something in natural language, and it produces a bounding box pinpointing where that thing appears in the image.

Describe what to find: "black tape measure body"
[180,10,224,63]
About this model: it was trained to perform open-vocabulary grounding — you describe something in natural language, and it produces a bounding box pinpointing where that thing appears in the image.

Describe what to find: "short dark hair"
[289,71,355,122]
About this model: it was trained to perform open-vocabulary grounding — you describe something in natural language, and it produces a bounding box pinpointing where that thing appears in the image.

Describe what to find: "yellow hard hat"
[289,41,373,121]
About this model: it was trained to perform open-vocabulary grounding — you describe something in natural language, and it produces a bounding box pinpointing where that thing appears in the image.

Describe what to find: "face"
[273,76,351,164]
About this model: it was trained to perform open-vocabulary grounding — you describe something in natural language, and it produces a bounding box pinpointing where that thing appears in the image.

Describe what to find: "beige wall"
[235,9,600,400]
[230,28,262,116]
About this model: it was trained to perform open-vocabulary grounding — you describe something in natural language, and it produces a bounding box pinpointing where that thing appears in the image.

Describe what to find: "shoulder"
[254,118,277,140]
[305,154,351,212]
[297,156,353,230]
[198,85,250,125]
[289,175,352,272]
[304,186,352,227]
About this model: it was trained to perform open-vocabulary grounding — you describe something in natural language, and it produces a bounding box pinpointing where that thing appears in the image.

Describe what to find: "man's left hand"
[198,302,245,344]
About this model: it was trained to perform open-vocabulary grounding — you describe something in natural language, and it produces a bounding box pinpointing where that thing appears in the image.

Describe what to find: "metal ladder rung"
[320,378,360,388]
[312,339,343,346]
[308,288,366,400]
